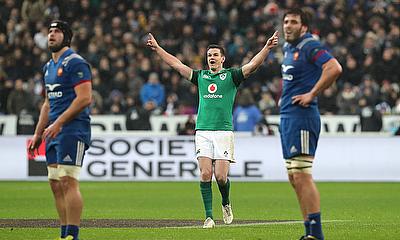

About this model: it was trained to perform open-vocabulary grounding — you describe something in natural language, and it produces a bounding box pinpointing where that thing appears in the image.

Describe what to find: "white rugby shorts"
[195,130,235,162]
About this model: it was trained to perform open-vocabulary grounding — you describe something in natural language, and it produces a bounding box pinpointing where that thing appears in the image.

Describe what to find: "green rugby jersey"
[190,68,245,131]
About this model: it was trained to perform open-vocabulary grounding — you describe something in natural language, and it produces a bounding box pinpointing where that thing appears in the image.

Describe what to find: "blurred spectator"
[33,22,48,50]
[380,80,398,109]
[258,91,278,115]
[105,90,125,115]
[341,54,363,87]
[164,93,179,116]
[177,84,198,114]
[337,83,358,115]
[0,79,14,114]
[393,99,400,115]
[374,47,400,84]
[249,82,263,103]
[177,115,196,135]
[165,72,188,100]
[358,97,382,132]
[90,90,104,115]
[233,89,262,132]
[253,110,274,136]
[267,76,282,104]
[140,72,165,110]
[17,108,37,134]
[0,0,398,120]
[7,79,33,115]
[359,75,379,101]
[125,97,152,131]
[319,86,338,115]
[21,0,46,25]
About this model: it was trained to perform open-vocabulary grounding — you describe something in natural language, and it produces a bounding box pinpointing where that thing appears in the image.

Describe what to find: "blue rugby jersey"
[280,33,333,118]
[43,48,91,128]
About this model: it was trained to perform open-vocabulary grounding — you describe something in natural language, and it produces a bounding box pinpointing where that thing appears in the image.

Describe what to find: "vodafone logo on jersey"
[204,83,223,99]
[208,83,217,93]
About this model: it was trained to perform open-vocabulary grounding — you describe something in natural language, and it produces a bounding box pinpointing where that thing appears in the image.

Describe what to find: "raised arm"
[147,33,193,80]
[241,31,279,79]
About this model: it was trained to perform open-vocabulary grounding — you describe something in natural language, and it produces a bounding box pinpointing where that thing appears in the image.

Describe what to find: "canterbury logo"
[45,84,61,91]
[282,65,294,73]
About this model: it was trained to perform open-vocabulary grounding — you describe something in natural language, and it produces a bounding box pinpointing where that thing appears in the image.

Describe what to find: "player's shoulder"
[225,67,239,71]
[296,34,322,51]
[62,50,88,68]
[225,67,242,74]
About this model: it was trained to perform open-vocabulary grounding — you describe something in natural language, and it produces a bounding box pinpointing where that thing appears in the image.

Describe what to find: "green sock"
[200,181,213,219]
[217,178,230,206]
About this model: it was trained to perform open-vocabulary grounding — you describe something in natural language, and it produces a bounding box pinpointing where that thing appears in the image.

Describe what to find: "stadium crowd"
[0,0,399,132]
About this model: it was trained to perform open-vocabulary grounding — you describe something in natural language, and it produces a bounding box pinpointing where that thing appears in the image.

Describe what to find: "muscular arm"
[34,98,50,136]
[309,58,342,97]
[292,58,342,107]
[242,31,279,79]
[28,97,50,153]
[147,33,193,80]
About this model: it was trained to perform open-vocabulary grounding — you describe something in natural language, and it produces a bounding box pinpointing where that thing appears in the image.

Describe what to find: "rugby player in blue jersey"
[28,20,92,240]
[280,9,342,240]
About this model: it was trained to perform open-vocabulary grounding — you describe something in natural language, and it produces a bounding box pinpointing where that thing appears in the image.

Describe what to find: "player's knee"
[292,172,307,182]
[200,168,213,181]
[215,174,227,185]
[47,166,60,180]
[292,173,315,189]
[49,179,63,196]
[288,174,296,188]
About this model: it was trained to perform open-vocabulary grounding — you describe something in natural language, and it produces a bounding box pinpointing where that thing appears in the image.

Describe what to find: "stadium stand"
[0,0,399,133]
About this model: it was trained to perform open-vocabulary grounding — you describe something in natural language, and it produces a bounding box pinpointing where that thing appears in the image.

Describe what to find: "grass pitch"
[0,181,399,239]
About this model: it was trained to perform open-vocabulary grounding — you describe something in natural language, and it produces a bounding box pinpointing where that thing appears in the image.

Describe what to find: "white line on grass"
[165,219,352,229]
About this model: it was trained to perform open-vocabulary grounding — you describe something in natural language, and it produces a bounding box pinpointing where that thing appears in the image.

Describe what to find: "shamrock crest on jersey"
[220,73,227,80]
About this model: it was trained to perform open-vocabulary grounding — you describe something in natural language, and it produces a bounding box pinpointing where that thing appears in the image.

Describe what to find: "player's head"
[47,20,73,52]
[283,8,310,43]
[206,44,225,72]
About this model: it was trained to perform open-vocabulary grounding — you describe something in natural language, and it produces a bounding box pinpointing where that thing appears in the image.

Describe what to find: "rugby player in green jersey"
[147,31,278,228]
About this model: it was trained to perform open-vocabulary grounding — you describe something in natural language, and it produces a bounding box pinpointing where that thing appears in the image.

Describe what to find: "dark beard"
[48,43,64,53]
[285,30,302,44]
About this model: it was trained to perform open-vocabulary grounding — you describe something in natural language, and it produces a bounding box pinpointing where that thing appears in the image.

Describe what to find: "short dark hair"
[206,44,225,56]
[283,8,311,31]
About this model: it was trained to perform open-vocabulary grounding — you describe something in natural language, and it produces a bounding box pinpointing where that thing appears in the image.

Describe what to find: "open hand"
[28,134,42,156]
[43,122,62,139]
